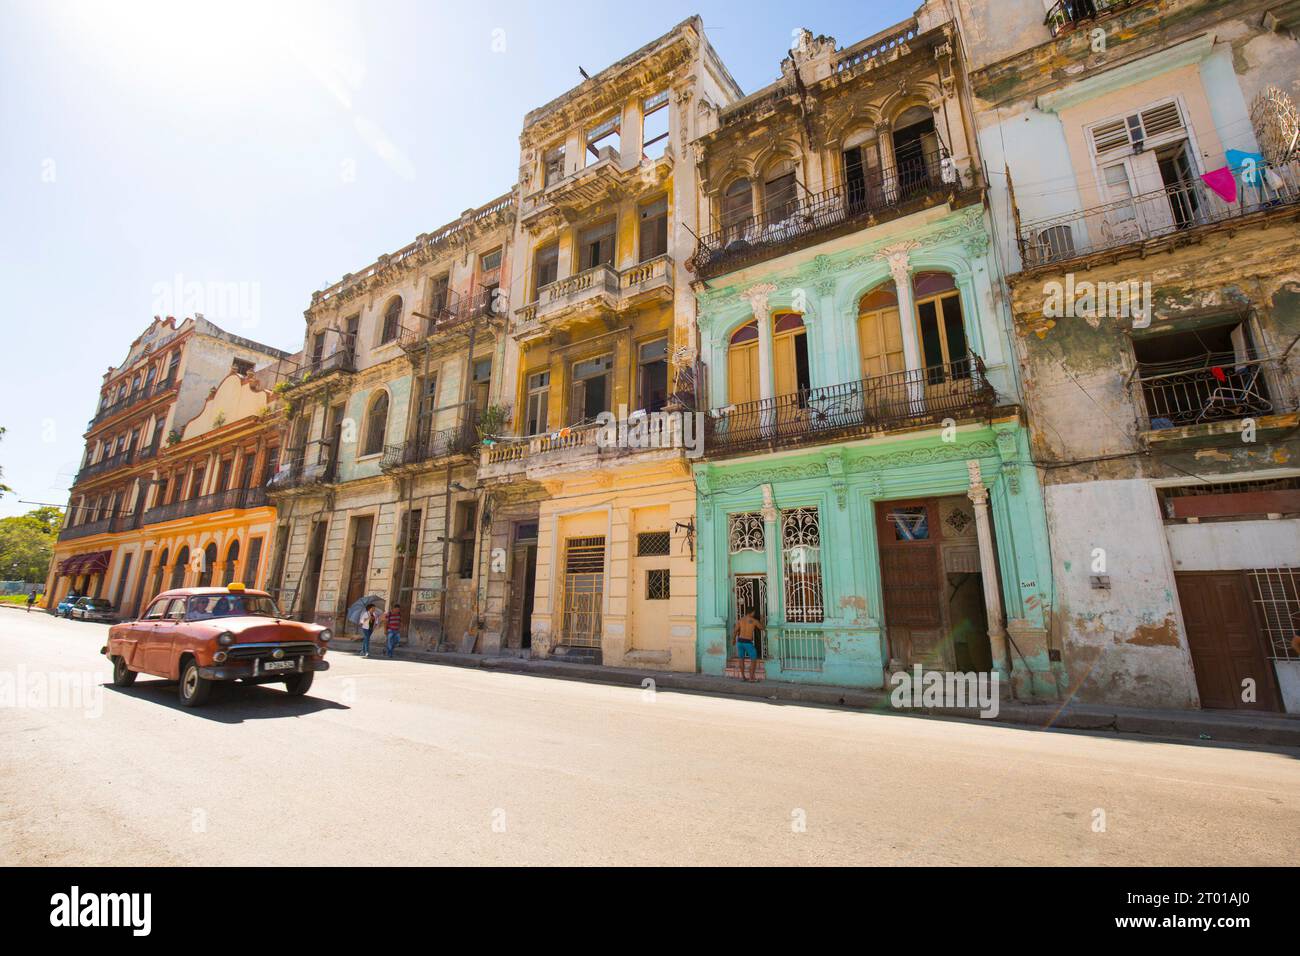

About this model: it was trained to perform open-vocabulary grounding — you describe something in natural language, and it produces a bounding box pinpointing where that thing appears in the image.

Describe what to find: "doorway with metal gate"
[560,536,605,648]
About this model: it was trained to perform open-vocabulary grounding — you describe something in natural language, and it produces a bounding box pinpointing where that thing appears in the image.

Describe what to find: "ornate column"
[740,283,778,401]
[967,460,1010,685]
[877,242,924,412]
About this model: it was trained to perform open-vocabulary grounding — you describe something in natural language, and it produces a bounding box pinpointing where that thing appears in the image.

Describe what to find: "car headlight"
[218,632,234,646]
[316,644,327,657]
[213,651,228,663]
[318,629,332,642]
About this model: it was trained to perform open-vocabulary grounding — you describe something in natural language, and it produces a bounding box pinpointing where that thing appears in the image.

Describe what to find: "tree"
[0,427,12,498]
[0,506,59,583]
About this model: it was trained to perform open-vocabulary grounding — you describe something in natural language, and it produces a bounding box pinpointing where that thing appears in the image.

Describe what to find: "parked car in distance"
[56,594,84,618]
[70,597,116,622]
[101,583,331,707]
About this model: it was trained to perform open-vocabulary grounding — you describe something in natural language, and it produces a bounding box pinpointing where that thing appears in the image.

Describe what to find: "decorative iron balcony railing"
[1044,0,1137,38]
[89,376,177,428]
[693,149,966,278]
[1018,160,1300,270]
[140,486,266,526]
[1129,353,1296,432]
[75,447,135,484]
[58,516,114,541]
[704,354,996,456]
[266,454,338,492]
[380,421,479,471]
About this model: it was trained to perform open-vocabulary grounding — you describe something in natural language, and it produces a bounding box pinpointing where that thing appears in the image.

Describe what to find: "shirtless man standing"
[734,610,763,682]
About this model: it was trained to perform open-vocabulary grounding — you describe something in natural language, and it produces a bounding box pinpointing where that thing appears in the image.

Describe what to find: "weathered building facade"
[958,0,1300,711]
[687,7,1056,695]
[47,316,288,614]
[477,17,742,670]
[267,195,516,647]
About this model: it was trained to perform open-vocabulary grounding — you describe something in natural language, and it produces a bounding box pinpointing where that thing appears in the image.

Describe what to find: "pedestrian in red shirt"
[384,604,402,658]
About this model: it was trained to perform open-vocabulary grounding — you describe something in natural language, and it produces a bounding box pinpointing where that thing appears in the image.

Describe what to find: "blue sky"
[0,0,919,518]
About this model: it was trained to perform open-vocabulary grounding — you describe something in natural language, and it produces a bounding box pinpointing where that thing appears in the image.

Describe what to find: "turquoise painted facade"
[692,206,1059,696]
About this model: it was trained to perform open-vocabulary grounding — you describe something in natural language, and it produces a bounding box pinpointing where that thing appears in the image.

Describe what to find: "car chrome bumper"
[198,658,330,681]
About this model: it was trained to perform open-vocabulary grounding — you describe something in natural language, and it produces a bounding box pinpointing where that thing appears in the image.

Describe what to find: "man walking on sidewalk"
[358,603,378,657]
[384,604,402,658]
[25,590,37,613]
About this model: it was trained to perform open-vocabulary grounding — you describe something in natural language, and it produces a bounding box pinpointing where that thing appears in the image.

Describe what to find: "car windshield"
[186,594,281,621]
[86,599,111,609]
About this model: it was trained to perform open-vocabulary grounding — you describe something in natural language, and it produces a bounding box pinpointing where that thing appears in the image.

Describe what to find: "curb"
[333,640,1300,749]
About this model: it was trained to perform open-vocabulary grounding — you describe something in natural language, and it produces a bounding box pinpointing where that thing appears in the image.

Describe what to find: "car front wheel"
[178,659,212,707]
[111,656,137,687]
[283,672,314,697]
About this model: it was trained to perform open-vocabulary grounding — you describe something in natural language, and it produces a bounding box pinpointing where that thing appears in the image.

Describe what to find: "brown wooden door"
[344,515,375,622]
[876,499,948,669]
[1175,571,1281,712]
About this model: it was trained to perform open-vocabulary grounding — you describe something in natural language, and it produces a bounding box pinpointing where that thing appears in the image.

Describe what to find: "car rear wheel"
[283,672,314,697]
[111,656,137,687]
[178,658,212,707]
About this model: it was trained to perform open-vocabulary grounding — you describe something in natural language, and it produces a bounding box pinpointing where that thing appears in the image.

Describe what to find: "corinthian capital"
[740,282,778,321]
[875,241,920,286]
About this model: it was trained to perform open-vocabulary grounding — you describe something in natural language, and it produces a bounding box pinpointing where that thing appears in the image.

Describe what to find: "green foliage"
[475,404,511,441]
[0,507,58,582]
[0,426,12,498]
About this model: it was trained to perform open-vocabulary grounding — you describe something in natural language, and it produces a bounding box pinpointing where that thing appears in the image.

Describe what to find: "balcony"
[703,355,998,458]
[1017,159,1300,271]
[276,348,355,392]
[140,486,268,526]
[513,254,674,339]
[692,151,973,280]
[1045,0,1138,39]
[521,148,670,233]
[266,454,338,493]
[479,413,687,480]
[74,448,135,485]
[89,376,177,429]
[58,516,113,541]
[1131,354,1299,449]
[380,421,479,473]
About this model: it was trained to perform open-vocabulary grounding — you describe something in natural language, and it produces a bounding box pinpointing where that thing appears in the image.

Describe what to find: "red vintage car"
[101,584,331,707]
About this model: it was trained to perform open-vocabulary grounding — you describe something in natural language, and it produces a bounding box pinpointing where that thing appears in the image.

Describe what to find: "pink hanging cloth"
[1200,166,1238,204]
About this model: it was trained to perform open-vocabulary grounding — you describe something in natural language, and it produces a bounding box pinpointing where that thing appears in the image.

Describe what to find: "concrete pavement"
[2,609,1298,865]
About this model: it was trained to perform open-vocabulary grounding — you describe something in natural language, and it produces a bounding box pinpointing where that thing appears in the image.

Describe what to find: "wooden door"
[876,499,950,670]
[858,306,905,380]
[343,516,374,624]
[1175,571,1281,712]
[728,341,760,406]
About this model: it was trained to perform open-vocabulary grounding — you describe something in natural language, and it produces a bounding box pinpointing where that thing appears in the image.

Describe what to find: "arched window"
[763,158,798,222]
[892,106,939,195]
[198,542,218,587]
[858,282,905,379]
[224,540,241,585]
[171,546,190,590]
[912,273,968,375]
[380,297,402,344]
[727,320,760,406]
[772,313,810,396]
[362,391,389,457]
[843,128,882,209]
[721,178,753,238]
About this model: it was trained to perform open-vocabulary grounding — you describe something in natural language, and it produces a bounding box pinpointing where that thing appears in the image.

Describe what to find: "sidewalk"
[335,638,1300,749]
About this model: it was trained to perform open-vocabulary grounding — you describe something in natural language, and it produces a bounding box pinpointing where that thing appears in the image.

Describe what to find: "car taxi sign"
[227,582,246,592]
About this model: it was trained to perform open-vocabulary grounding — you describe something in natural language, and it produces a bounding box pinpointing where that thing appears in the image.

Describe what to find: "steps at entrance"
[551,644,602,665]
[724,657,766,681]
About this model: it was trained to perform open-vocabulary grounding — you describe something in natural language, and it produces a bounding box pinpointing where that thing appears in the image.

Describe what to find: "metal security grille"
[782,508,824,624]
[637,531,671,556]
[778,627,827,672]
[562,537,605,647]
[1248,568,1300,661]
[732,575,768,658]
[646,568,670,600]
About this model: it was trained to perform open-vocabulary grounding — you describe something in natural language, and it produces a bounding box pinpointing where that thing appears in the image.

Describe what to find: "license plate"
[262,659,296,672]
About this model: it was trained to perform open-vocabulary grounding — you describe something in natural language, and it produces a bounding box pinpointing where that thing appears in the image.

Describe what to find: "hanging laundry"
[1200,166,1237,204]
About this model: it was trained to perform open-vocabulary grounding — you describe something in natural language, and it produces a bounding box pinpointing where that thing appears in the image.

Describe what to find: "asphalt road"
[2,608,1298,866]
